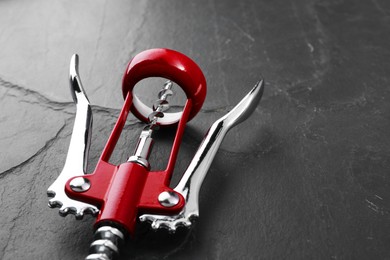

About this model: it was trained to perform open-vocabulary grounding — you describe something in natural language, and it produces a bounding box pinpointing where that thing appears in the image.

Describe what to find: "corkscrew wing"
[47,54,99,218]
[139,80,264,231]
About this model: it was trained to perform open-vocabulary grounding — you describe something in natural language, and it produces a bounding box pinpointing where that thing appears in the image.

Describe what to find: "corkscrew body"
[47,48,264,260]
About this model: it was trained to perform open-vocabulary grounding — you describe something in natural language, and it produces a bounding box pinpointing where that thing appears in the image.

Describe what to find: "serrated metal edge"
[139,211,198,233]
[48,191,99,219]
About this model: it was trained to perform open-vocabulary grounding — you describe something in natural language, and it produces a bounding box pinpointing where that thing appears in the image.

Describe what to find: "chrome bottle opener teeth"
[139,80,264,232]
[47,54,98,218]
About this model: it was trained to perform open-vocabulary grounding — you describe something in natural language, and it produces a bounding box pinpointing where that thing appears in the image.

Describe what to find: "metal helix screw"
[149,80,173,127]
[85,226,125,260]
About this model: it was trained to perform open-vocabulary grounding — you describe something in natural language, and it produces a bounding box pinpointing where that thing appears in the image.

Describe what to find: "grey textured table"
[0,0,390,259]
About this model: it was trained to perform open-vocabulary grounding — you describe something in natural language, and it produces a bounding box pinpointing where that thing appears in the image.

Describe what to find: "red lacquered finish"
[122,48,207,124]
[64,49,207,236]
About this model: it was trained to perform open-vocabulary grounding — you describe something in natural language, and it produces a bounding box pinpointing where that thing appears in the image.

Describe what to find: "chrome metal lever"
[47,54,99,218]
[139,80,264,231]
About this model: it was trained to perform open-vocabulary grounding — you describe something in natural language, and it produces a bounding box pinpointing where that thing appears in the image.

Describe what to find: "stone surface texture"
[0,0,390,259]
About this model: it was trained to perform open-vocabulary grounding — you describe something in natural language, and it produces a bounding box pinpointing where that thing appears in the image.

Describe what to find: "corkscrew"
[47,48,264,260]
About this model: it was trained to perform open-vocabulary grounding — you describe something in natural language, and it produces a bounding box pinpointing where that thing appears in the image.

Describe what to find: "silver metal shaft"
[128,80,173,168]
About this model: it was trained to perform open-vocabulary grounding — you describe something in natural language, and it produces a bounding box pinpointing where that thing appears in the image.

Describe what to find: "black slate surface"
[1,0,390,259]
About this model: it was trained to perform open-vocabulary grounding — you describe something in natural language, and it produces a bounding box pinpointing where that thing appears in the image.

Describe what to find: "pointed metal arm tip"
[222,79,264,128]
[69,54,89,104]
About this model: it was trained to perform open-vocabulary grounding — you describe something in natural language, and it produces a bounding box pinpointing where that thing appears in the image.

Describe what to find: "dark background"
[0,0,390,259]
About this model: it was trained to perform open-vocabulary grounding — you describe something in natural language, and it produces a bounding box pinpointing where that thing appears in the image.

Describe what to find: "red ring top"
[122,48,207,124]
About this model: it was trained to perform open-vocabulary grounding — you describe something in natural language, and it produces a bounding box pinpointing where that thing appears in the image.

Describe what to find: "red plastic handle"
[122,48,207,125]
